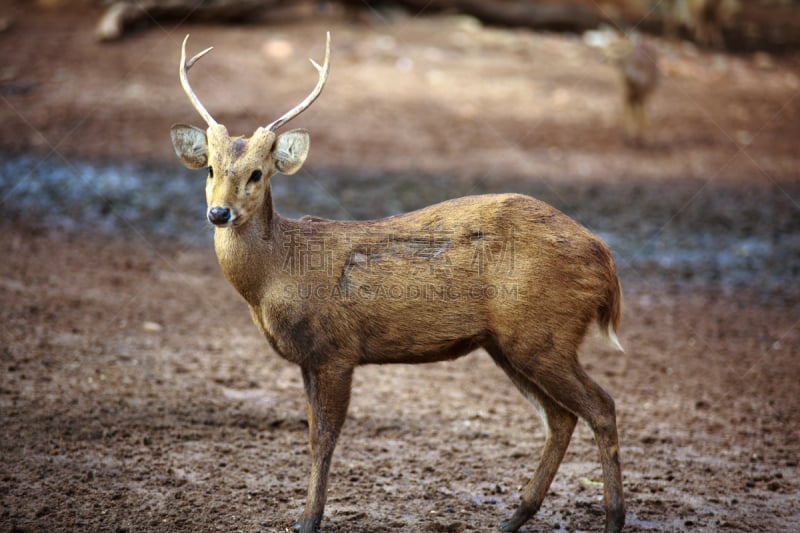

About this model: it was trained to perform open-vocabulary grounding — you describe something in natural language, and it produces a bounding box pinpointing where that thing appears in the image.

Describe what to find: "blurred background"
[1,1,799,532]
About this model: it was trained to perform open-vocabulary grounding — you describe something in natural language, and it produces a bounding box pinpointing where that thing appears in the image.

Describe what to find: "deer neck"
[213,184,278,307]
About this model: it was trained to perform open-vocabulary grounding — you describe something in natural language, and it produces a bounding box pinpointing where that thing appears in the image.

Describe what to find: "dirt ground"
[1,3,800,533]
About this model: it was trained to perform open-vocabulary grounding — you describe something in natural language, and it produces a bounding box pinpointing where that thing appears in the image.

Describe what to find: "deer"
[170,33,626,533]
[605,30,660,145]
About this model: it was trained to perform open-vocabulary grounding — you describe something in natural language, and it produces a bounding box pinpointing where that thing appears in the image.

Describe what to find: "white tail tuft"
[606,326,625,352]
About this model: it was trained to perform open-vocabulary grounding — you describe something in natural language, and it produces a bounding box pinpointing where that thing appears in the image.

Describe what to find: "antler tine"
[180,34,218,127]
[266,32,331,132]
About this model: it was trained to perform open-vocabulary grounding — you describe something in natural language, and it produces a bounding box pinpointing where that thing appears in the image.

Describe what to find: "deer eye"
[249,170,263,184]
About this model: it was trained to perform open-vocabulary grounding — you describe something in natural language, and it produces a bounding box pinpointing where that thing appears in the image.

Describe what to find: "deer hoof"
[498,519,521,532]
[604,509,625,533]
[289,518,321,533]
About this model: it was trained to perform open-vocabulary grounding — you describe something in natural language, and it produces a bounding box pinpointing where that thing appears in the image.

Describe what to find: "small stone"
[142,321,163,333]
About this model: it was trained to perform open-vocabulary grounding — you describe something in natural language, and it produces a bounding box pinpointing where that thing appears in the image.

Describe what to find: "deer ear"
[272,129,310,175]
[170,124,208,169]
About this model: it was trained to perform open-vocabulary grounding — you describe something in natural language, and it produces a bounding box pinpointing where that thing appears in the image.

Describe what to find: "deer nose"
[207,206,232,225]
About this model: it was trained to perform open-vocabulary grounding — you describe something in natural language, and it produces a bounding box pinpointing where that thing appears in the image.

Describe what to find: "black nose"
[207,207,232,225]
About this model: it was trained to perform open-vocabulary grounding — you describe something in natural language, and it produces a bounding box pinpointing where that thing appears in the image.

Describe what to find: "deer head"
[170,33,331,227]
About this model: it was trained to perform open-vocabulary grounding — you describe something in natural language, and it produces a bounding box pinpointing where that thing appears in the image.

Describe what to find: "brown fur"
[171,36,626,533]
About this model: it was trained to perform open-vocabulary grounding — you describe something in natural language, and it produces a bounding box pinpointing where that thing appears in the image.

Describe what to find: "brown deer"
[170,33,626,533]
[606,31,659,145]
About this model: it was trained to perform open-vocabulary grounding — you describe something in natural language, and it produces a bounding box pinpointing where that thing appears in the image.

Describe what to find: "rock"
[142,321,163,333]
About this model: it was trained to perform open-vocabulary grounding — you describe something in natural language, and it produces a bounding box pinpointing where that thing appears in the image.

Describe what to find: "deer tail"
[597,258,624,353]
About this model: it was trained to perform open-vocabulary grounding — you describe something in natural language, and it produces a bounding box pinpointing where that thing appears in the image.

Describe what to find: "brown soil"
[1,4,799,533]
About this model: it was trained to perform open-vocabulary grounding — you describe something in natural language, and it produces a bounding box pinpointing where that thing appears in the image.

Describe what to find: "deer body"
[220,191,619,368]
[171,34,625,533]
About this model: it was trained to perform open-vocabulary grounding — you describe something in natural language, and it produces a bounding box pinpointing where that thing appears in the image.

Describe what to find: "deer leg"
[636,102,650,144]
[622,97,637,143]
[291,364,354,533]
[513,351,625,533]
[494,358,577,532]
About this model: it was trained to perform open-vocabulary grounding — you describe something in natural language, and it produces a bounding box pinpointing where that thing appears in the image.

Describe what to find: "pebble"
[142,321,163,333]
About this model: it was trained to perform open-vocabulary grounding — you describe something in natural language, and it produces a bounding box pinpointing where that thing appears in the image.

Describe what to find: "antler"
[180,35,217,127]
[266,32,331,132]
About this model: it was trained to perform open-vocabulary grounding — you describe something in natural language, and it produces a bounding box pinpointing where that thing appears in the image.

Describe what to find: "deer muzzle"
[207,206,233,226]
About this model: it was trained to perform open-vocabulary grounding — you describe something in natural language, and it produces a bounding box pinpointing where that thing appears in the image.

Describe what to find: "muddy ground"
[1,3,799,532]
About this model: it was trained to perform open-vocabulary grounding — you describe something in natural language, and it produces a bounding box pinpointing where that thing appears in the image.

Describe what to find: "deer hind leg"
[506,348,625,533]
[636,101,651,144]
[622,92,641,144]
[622,99,636,141]
[491,352,577,533]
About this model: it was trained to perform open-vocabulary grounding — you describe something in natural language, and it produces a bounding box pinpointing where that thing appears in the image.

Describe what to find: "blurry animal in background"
[606,32,660,145]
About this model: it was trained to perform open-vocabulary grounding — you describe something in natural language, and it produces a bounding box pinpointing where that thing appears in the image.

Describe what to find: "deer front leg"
[291,364,354,533]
